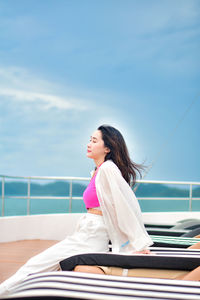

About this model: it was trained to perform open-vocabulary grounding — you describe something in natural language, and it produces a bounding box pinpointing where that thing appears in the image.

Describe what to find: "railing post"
[189,184,193,212]
[27,178,31,215]
[1,177,5,216]
[69,179,72,213]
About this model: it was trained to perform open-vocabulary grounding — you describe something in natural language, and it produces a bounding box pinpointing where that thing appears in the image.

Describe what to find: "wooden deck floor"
[0,240,58,283]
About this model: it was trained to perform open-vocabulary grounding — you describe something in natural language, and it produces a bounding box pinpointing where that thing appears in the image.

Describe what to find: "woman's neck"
[94,159,104,168]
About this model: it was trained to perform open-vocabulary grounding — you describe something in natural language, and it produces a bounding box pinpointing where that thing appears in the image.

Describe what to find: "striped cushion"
[6,271,200,300]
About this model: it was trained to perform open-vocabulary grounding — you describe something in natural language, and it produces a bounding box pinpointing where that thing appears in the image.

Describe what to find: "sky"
[0,0,199,182]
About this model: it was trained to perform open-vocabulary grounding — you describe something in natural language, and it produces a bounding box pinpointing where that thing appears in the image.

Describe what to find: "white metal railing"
[0,175,200,216]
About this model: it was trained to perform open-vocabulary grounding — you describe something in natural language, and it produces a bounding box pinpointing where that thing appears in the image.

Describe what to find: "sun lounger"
[2,271,200,299]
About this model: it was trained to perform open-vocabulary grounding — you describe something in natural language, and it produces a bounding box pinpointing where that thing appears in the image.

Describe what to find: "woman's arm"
[96,161,153,253]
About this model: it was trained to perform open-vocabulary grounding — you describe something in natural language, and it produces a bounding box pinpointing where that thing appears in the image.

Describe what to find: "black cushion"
[60,252,200,272]
[152,241,189,248]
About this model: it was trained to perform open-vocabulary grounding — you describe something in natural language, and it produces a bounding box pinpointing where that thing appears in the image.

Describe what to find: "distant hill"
[0,181,199,197]
[135,183,189,197]
[0,181,87,197]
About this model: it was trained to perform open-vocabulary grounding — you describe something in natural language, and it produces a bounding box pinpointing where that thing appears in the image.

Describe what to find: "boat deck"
[0,240,58,283]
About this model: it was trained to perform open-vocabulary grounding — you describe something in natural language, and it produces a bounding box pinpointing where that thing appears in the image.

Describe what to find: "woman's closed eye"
[90,137,98,143]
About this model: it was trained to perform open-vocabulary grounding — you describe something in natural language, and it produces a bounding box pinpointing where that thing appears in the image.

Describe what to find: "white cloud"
[0,66,90,111]
[0,88,86,110]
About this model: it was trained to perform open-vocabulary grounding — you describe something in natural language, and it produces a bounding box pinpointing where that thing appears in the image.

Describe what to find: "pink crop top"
[83,170,100,209]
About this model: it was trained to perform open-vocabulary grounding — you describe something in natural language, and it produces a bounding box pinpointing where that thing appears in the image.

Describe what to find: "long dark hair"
[98,125,144,186]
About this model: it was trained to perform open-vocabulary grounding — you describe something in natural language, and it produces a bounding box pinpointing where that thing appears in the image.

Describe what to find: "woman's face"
[87,130,110,163]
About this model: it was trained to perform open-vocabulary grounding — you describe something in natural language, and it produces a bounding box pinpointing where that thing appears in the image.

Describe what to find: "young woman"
[0,125,152,295]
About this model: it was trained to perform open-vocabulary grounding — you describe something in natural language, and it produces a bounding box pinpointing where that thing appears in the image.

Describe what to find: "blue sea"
[1,197,200,216]
[1,178,200,216]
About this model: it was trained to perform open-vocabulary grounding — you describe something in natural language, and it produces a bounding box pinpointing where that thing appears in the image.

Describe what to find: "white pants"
[0,213,109,295]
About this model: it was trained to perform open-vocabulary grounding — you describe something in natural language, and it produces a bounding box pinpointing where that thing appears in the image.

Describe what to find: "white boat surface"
[0,176,200,299]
